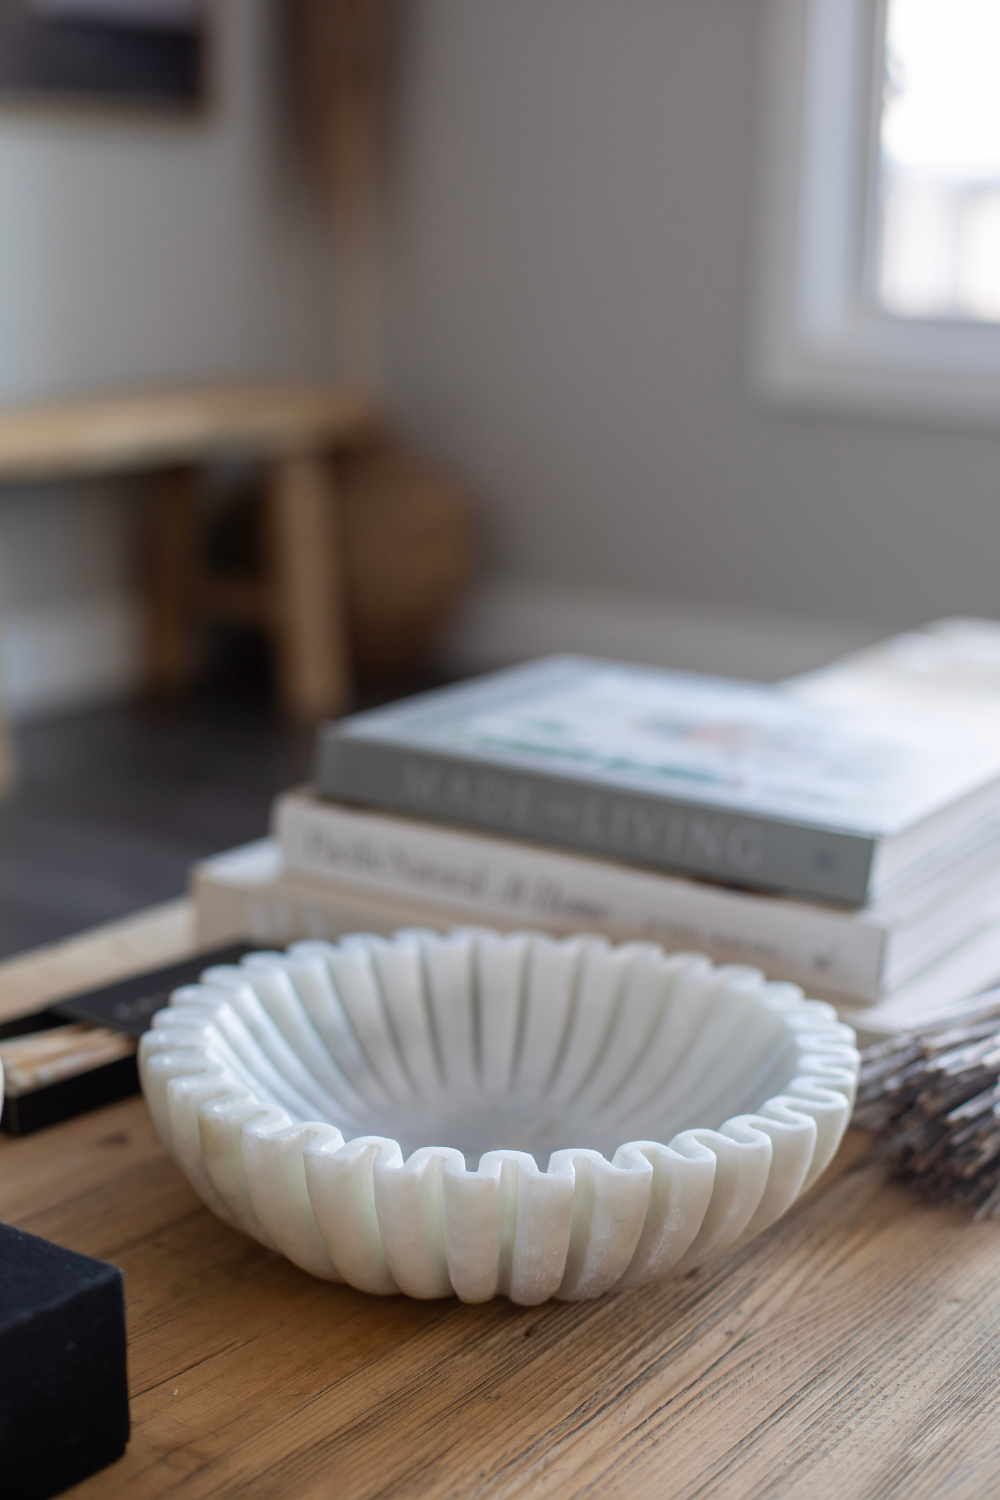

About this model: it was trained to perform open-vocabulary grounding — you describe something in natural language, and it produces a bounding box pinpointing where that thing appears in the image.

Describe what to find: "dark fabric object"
[0,1222,129,1499]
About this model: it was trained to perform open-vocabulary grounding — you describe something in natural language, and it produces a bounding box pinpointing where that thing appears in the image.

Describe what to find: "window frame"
[754,0,1000,425]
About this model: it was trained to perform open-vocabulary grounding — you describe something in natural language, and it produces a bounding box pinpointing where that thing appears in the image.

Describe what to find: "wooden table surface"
[2,903,1000,1500]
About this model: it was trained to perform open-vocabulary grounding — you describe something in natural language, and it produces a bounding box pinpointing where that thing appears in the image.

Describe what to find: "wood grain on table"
[1,904,999,1500]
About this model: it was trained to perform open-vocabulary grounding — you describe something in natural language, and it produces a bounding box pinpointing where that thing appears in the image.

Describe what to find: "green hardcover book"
[313,656,1000,906]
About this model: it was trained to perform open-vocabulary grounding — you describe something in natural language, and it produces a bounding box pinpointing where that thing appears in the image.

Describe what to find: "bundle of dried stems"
[855,992,1000,1219]
[292,0,395,219]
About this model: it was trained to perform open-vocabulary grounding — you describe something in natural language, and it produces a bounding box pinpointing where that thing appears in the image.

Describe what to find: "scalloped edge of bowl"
[139,936,859,1304]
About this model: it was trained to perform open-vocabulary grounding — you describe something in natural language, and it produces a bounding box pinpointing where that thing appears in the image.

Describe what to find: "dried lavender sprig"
[855,989,1000,1218]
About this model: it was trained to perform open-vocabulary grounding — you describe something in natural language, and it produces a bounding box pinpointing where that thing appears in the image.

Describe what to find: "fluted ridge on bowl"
[138,928,859,1304]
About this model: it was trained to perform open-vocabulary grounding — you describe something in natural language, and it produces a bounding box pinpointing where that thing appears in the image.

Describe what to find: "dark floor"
[0,644,428,961]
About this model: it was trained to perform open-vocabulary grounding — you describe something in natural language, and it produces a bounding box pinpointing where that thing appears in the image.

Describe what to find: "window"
[875,0,1000,323]
[755,0,1000,421]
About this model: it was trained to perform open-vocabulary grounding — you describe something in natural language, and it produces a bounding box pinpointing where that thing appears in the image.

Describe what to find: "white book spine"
[273,795,887,1000]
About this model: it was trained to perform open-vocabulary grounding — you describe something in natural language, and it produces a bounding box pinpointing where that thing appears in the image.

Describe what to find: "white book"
[190,838,1000,1048]
[271,788,1000,1003]
[790,617,1000,732]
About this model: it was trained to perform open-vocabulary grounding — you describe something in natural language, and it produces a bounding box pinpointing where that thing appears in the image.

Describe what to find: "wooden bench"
[0,383,381,721]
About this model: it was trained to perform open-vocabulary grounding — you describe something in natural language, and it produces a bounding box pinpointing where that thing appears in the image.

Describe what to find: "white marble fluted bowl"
[138,929,859,1304]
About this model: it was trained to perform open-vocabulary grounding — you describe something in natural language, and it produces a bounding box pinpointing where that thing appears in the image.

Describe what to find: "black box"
[0,1222,129,1499]
[0,940,254,1137]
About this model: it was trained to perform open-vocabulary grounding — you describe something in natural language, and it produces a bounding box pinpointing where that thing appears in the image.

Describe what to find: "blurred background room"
[1,0,999,957]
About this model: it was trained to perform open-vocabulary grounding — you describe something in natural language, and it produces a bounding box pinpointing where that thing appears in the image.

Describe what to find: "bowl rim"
[137,929,860,1302]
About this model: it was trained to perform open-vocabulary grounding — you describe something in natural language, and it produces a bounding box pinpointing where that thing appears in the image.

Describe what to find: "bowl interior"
[179,930,808,1167]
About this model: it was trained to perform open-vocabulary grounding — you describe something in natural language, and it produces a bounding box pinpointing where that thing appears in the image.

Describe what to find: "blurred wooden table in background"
[2,903,999,1499]
[0,383,380,722]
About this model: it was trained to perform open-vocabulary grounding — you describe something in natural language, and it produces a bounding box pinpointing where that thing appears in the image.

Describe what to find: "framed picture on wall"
[0,0,206,107]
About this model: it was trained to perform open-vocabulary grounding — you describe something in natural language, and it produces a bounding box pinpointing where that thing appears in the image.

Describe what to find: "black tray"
[0,939,255,1136]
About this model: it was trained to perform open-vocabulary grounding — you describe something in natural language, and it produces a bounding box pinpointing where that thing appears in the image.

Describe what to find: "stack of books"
[193,624,1000,1046]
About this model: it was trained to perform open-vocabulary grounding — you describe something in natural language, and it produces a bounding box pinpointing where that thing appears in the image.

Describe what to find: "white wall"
[0,0,336,716]
[384,0,1000,649]
[9,0,999,715]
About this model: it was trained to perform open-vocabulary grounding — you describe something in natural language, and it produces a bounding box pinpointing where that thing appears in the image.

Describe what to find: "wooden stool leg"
[146,465,200,696]
[266,451,352,722]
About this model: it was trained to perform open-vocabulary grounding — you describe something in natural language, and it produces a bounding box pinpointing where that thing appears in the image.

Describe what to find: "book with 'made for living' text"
[312,656,1000,906]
